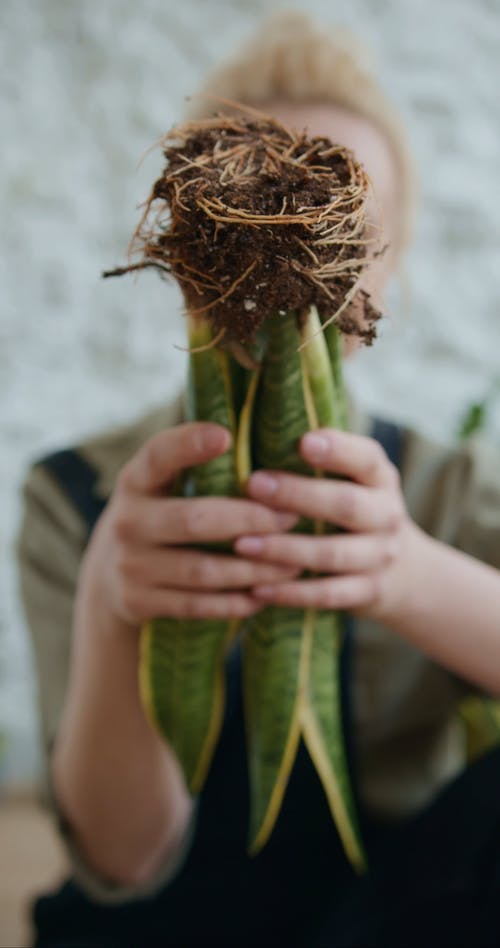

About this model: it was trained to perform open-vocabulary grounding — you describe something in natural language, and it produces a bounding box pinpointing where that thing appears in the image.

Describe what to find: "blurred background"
[1,0,500,940]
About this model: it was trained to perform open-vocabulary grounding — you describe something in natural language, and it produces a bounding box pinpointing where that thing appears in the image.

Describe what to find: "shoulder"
[18,393,185,614]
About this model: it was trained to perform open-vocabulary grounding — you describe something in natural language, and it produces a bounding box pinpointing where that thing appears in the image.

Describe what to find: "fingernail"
[302,432,329,458]
[202,426,230,453]
[276,513,298,529]
[235,536,265,555]
[248,472,278,498]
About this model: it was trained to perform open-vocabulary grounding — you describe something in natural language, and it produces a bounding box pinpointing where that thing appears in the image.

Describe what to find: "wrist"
[76,522,141,645]
[371,519,430,627]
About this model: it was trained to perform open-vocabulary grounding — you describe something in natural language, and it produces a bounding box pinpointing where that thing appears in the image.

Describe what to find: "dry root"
[104,112,382,345]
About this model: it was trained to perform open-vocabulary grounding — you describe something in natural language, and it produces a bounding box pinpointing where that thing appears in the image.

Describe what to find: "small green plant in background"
[456,379,500,440]
[0,732,7,791]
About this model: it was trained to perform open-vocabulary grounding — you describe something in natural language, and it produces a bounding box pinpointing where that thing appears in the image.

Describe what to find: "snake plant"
[105,112,381,871]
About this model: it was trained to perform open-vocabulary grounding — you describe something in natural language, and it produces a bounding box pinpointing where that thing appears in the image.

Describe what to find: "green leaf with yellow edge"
[139,318,239,793]
[140,618,238,792]
[244,312,311,850]
[244,308,364,869]
[301,609,365,870]
[184,318,237,497]
[253,313,311,475]
[243,604,306,852]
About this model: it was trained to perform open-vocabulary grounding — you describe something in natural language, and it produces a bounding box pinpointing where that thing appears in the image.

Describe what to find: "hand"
[234,428,410,619]
[80,422,299,628]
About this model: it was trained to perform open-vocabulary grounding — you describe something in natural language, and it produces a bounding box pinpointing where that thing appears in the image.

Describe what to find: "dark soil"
[104,113,381,347]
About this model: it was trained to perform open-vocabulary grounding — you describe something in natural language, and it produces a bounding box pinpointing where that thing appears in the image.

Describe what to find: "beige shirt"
[17,393,500,899]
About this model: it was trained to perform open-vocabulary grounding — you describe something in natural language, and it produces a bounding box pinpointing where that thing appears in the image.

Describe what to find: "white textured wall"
[2,0,500,784]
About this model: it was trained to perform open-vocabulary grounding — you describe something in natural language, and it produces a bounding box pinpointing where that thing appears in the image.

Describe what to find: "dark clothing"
[21,412,500,947]
[33,690,500,947]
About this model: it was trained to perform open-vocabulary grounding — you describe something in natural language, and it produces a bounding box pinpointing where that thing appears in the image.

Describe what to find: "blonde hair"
[186,11,417,251]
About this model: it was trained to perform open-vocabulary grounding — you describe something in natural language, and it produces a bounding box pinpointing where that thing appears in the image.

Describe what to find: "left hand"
[234,428,410,619]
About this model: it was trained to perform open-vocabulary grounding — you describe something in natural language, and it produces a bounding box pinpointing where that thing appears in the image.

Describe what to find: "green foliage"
[457,378,500,440]
[140,310,364,869]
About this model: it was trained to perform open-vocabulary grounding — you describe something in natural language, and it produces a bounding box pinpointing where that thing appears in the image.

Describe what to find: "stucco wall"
[2,0,499,783]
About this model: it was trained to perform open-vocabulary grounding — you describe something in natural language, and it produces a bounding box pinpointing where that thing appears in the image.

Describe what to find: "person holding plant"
[19,12,500,948]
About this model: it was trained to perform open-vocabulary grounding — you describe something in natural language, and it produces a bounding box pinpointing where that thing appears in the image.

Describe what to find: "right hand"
[79,422,299,629]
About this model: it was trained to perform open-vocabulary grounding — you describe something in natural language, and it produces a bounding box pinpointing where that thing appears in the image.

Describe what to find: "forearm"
[52,569,192,887]
[380,523,500,696]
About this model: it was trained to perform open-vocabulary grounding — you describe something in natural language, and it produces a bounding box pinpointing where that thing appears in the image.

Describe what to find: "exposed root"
[174,326,226,354]
[104,113,383,345]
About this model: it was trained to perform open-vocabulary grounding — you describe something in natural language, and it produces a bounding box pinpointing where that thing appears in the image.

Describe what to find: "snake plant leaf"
[235,367,261,490]
[139,319,239,794]
[244,312,311,850]
[300,305,339,430]
[244,308,364,869]
[184,319,237,497]
[300,308,364,868]
[322,316,349,431]
[140,617,238,792]
[243,604,305,853]
[301,609,365,870]
[254,313,311,475]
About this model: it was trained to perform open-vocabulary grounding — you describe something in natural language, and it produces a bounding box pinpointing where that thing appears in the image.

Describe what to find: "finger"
[252,575,381,611]
[119,423,231,494]
[246,472,404,533]
[114,496,298,545]
[124,587,262,621]
[119,547,301,590]
[300,429,399,488]
[234,533,399,573]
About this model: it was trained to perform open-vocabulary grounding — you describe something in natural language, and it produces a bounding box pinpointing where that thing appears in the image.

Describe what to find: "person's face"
[258,101,400,354]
